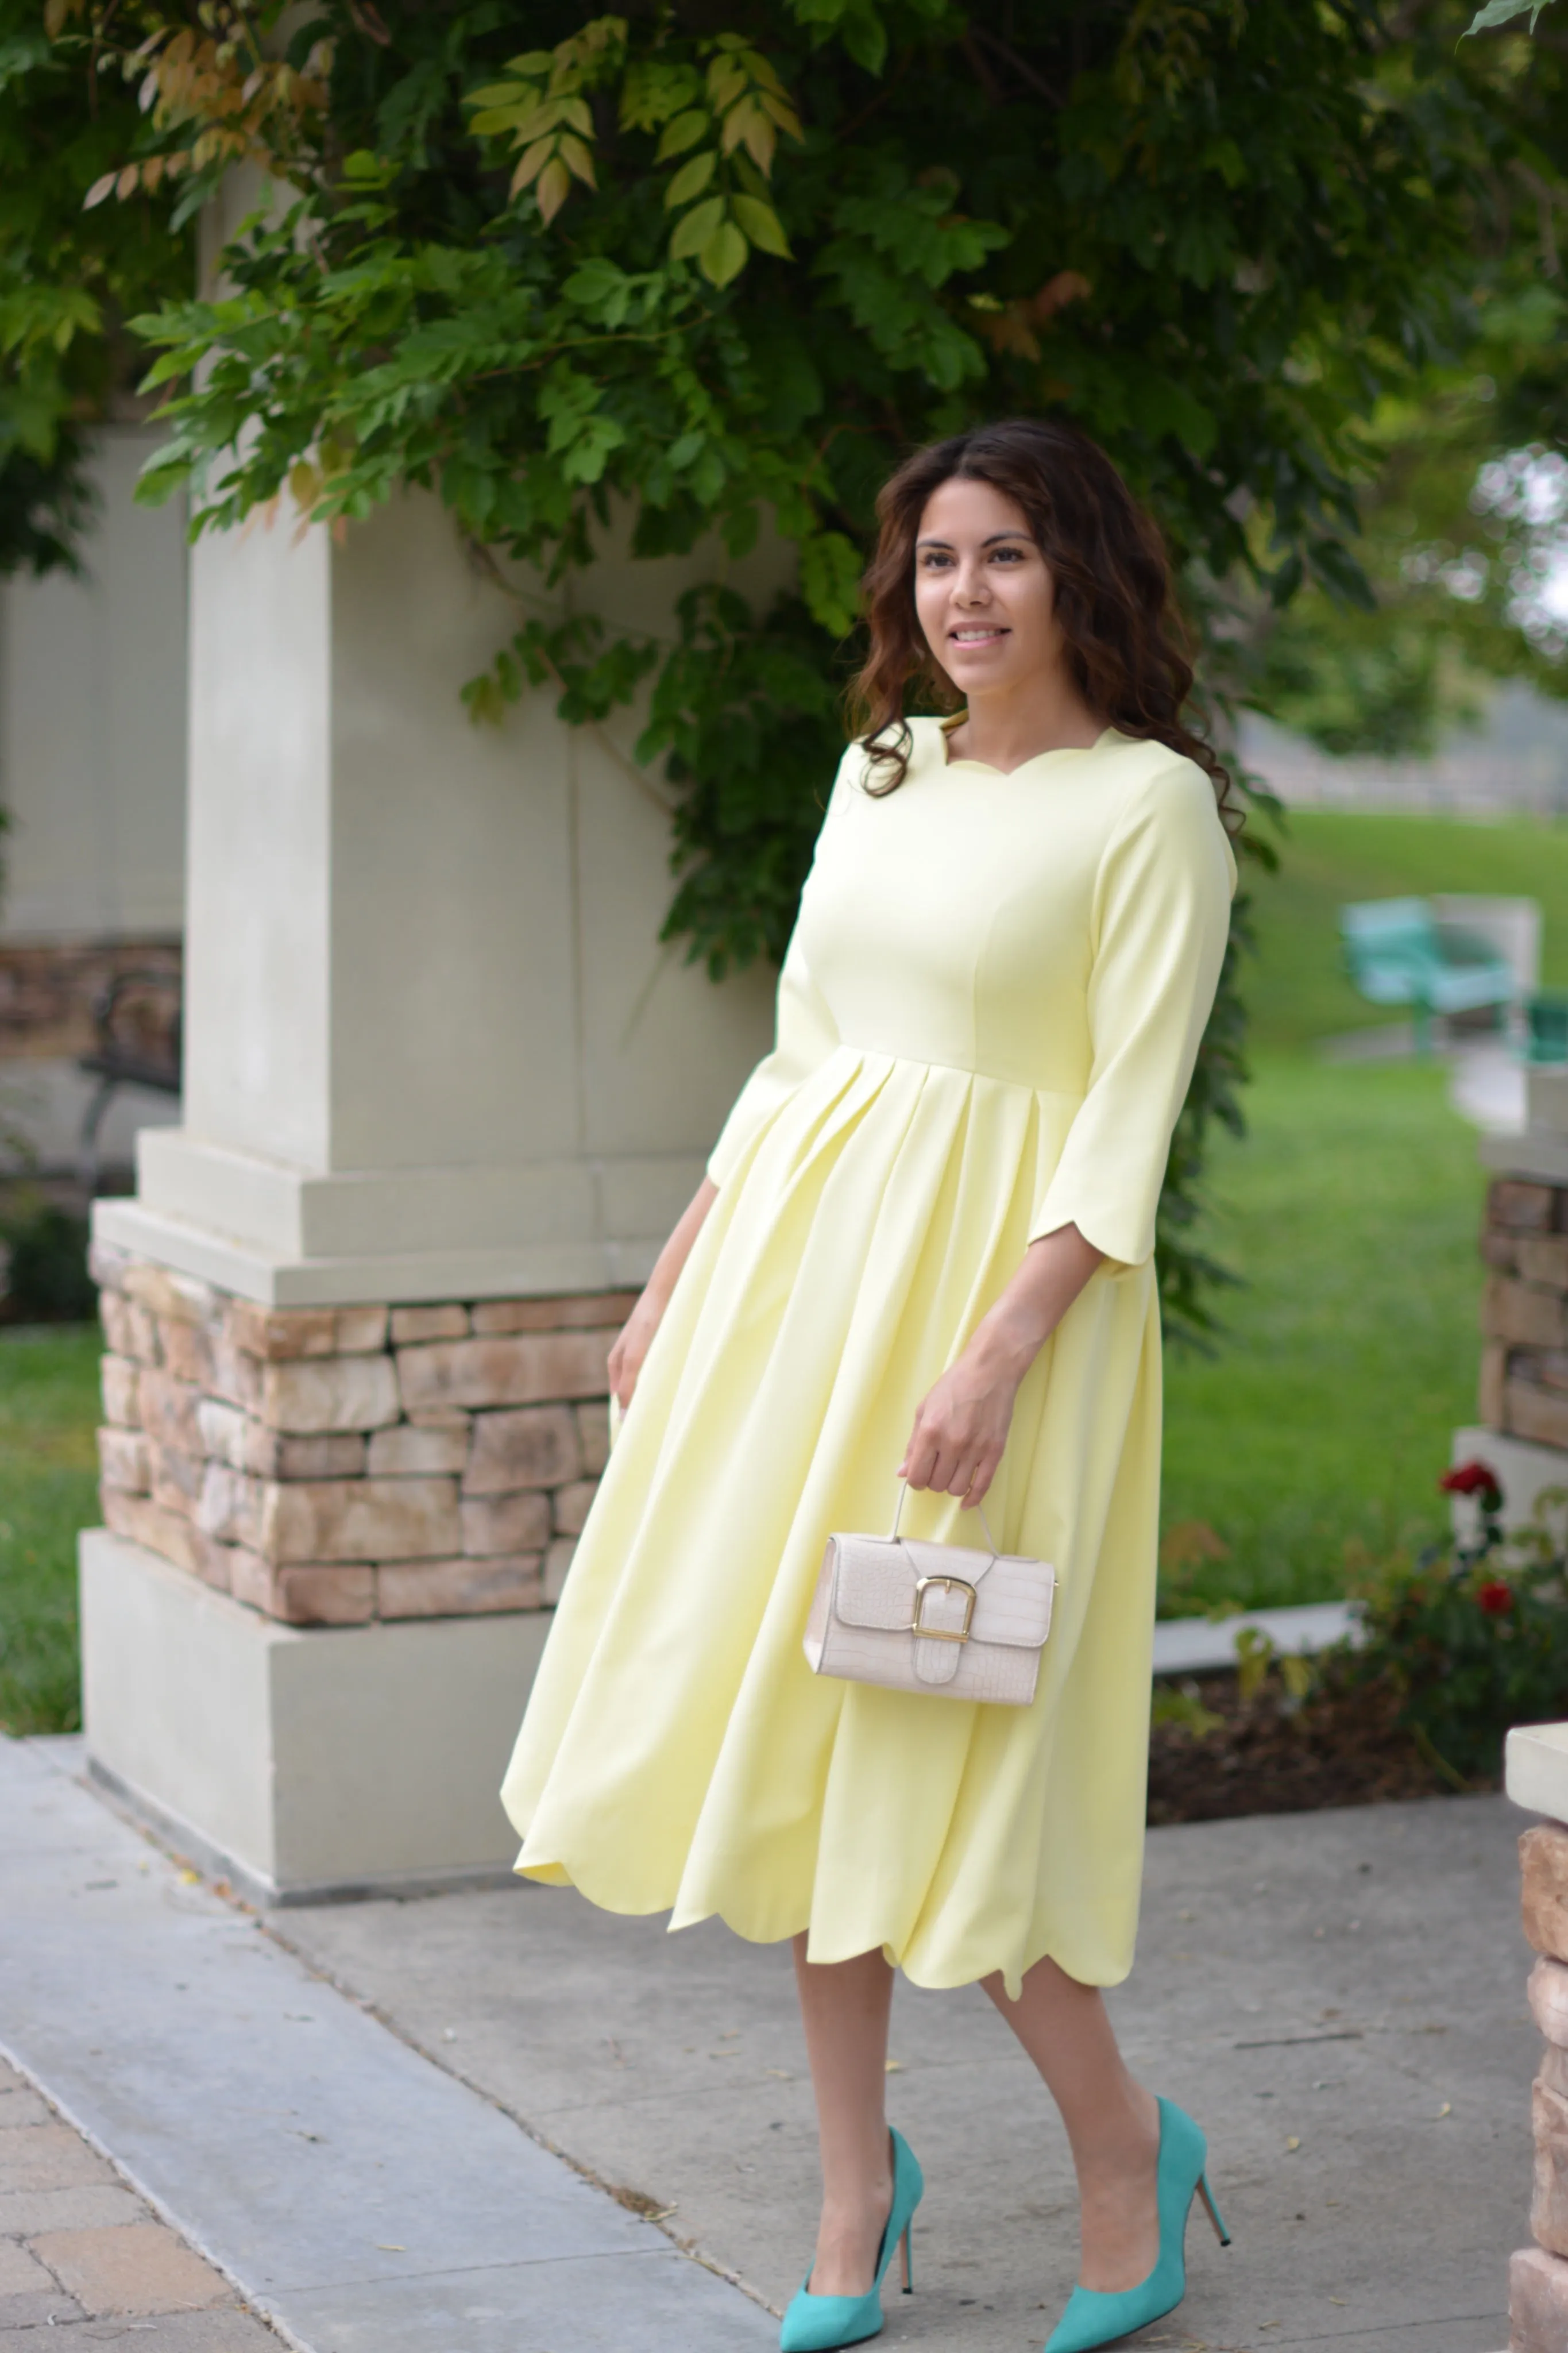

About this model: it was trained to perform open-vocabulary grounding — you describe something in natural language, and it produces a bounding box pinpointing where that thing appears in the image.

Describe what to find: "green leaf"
[791,0,889,74]
[655,108,709,161]
[729,194,790,258]
[1269,551,1304,610]
[621,59,702,132]
[699,219,748,287]
[1463,0,1556,28]
[563,259,636,326]
[798,529,861,638]
[664,150,717,209]
[669,194,724,261]
[839,10,888,74]
[463,80,542,110]
[468,105,530,138]
[461,672,507,726]
[794,0,887,72]
[1308,538,1376,612]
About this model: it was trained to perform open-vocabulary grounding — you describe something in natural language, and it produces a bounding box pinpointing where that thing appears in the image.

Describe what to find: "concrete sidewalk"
[272,1792,1531,2353]
[0,1735,774,2352]
[0,1733,1532,2352]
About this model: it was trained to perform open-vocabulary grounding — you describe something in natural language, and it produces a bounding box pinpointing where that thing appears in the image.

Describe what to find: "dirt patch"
[1146,1672,1497,1826]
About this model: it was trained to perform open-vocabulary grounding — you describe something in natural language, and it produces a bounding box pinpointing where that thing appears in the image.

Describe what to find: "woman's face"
[913,475,1067,701]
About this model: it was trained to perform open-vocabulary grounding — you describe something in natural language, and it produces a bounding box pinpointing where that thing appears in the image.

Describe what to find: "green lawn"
[1158,804,1568,1614]
[0,1325,99,1735]
[1243,807,1568,1052]
[1160,1050,1484,1614]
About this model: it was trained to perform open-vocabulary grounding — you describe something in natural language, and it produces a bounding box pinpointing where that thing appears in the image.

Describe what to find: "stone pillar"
[96,489,778,1302]
[1506,1729,1568,2351]
[1454,1071,1568,1522]
[82,487,786,1897]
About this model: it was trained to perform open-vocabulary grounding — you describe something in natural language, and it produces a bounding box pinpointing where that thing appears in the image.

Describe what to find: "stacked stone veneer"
[1478,1178,1568,1450]
[91,1241,630,1627]
[1511,1825,1568,2348]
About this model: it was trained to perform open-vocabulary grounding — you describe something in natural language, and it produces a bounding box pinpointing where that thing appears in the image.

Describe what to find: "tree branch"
[970,25,1065,108]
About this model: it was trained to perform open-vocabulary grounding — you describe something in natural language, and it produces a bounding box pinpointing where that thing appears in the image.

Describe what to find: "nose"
[953,554,992,604]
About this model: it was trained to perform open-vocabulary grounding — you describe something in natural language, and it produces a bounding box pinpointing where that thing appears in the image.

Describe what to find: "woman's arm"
[899,1222,1104,1506]
[607,1178,719,1411]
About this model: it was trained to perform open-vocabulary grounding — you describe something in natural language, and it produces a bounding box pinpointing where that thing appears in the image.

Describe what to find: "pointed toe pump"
[779,2127,923,2352]
[1043,2096,1230,2353]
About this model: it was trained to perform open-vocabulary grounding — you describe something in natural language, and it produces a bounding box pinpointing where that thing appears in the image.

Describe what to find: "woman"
[501,416,1238,2353]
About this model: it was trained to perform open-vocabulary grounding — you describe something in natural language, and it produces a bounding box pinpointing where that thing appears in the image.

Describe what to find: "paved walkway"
[0,2057,284,2350]
[0,1737,773,2352]
[0,1734,1531,2352]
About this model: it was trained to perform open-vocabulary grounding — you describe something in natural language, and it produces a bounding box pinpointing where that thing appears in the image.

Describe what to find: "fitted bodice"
[798,719,1234,1097]
[797,723,1139,1093]
[708,717,1237,1272]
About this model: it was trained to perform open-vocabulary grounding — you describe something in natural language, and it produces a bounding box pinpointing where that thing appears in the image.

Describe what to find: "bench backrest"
[1340,898,1436,955]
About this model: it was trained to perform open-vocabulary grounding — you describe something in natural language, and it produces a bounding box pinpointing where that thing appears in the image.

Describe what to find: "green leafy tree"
[1244,3,1568,759]
[28,0,1539,1332]
[1241,283,1568,757]
[0,1,193,576]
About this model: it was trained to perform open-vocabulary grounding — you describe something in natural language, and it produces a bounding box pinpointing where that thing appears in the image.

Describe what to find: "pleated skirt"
[501,1044,1161,1994]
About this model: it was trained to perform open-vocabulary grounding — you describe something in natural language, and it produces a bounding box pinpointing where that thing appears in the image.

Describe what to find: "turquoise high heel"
[1043,2096,1230,2353]
[779,2126,922,2352]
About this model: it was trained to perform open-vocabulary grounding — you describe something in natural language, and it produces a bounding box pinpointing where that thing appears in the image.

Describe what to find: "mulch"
[1146,1671,1497,1826]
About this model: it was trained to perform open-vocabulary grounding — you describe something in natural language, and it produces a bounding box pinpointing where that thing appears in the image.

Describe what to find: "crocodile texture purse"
[803,1484,1056,1706]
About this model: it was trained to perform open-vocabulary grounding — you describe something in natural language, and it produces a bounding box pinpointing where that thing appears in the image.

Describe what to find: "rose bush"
[1339,1462,1568,1782]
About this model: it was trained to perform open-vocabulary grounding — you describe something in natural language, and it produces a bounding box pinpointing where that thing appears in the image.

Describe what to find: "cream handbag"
[803,1485,1056,1706]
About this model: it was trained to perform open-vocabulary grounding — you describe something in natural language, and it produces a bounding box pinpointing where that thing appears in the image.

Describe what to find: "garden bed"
[1146,1671,1492,1825]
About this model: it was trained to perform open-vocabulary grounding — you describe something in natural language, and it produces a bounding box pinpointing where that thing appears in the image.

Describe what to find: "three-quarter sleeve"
[1030,758,1235,1269]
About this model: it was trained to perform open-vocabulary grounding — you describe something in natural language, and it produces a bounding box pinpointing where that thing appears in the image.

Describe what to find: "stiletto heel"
[900,2219,914,2294]
[1042,2097,1231,2353]
[779,2128,923,2351]
[1197,2171,1230,2247]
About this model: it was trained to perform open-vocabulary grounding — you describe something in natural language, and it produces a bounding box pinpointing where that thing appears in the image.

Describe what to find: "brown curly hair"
[848,418,1237,831]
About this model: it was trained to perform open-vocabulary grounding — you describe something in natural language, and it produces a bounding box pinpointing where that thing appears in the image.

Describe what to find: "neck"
[948,672,1103,774]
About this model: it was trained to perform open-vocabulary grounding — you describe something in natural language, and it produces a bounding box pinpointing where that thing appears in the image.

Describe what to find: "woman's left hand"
[898,1222,1106,1506]
[898,1346,1021,1507]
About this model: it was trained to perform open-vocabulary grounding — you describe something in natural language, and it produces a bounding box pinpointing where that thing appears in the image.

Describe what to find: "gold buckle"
[912,1575,976,1644]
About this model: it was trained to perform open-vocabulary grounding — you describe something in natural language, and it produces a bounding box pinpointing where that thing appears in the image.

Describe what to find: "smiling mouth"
[949,626,1009,645]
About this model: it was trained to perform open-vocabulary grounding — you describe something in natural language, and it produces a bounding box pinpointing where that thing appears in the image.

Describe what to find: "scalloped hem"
[511,1844,1128,2002]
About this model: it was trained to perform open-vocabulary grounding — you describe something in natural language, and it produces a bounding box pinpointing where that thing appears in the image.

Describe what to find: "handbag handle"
[889,1478,998,1558]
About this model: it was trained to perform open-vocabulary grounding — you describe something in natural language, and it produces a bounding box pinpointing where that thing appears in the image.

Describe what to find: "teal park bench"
[1339,897,1518,1051]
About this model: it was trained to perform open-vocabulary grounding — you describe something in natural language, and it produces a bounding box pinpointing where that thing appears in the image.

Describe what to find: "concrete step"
[1153,1598,1362,1679]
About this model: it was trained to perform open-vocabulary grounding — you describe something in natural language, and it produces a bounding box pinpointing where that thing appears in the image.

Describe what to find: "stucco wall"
[0,427,188,942]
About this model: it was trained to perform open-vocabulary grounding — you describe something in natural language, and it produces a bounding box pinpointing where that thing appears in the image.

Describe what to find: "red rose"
[1477,1580,1513,1616]
[1440,1460,1503,1504]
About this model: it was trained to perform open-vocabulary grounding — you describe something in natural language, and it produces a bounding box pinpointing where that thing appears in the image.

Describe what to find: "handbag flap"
[828,1534,1054,1649]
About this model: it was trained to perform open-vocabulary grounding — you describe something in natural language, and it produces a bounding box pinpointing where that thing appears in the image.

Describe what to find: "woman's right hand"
[607,1287,666,1412]
[607,1176,719,1411]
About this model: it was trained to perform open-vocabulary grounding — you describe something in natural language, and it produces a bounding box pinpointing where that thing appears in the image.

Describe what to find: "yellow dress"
[501,719,1236,1996]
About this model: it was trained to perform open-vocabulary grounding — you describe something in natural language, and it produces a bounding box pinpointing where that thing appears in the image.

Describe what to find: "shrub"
[1,1203,95,1323]
[1339,1458,1568,1784]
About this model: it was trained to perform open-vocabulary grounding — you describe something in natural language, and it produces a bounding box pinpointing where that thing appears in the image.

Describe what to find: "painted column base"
[79,1529,550,1906]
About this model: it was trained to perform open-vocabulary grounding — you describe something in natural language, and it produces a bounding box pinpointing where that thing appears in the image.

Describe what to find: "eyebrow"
[914,530,1032,549]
